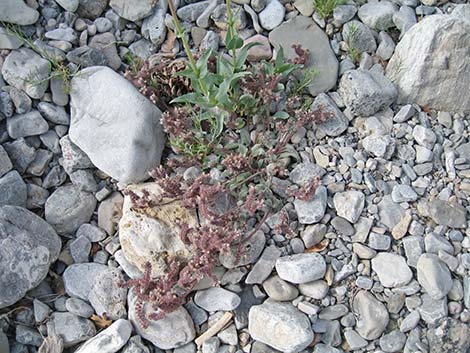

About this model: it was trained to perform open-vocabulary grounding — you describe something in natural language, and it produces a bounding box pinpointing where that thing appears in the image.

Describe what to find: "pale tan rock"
[119,183,197,277]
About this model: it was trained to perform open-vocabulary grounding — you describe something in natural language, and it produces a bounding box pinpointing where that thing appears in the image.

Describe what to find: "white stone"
[333,190,365,223]
[372,253,413,287]
[386,10,470,113]
[259,0,285,30]
[69,66,165,183]
[75,319,132,353]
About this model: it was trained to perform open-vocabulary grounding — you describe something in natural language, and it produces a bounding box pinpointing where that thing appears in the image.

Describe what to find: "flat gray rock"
[63,263,108,301]
[353,290,389,340]
[194,287,241,311]
[48,312,96,348]
[45,185,96,235]
[417,253,453,300]
[2,48,51,99]
[269,16,338,95]
[0,170,27,207]
[0,206,61,309]
[109,0,155,21]
[69,66,165,183]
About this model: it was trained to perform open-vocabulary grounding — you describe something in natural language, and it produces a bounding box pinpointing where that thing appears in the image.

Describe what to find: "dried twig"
[195,312,234,346]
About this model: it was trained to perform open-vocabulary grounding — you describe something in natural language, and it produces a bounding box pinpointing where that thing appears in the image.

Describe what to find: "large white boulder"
[386,7,470,113]
[69,66,165,184]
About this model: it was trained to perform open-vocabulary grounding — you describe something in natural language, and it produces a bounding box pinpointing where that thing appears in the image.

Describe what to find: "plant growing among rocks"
[122,0,329,327]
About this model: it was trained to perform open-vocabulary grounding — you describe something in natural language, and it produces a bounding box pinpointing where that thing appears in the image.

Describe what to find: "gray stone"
[45,185,96,235]
[246,245,281,284]
[37,102,70,124]
[413,125,436,149]
[194,287,241,311]
[219,230,265,269]
[417,253,452,300]
[363,134,395,159]
[428,199,466,228]
[263,275,299,301]
[269,16,338,95]
[333,5,356,26]
[0,331,9,353]
[400,310,420,333]
[77,0,108,19]
[59,135,93,173]
[55,0,79,12]
[121,336,151,353]
[344,329,367,350]
[358,1,397,30]
[128,291,195,349]
[63,263,108,301]
[294,185,327,224]
[0,0,39,25]
[48,312,96,348]
[368,232,391,250]
[2,48,51,99]
[418,294,448,325]
[76,223,107,242]
[70,235,91,263]
[276,253,326,284]
[386,12,470,113]
[45,28,77,42]
[248,301,313,353]
[75,319,132,353]
[427,317,470,353]
[7,111,49,138]
[258,0,285,30]
[301,224,326,248]
[333,190,364,223]
[110,0,154,21]
[70,66,165,183]
[343,20,376,54]
[0,170,26,207]
[311,93,348,137]
[142,0,167,46]
[319,304,348,320]
[378,195,406,230]
[0,206,61,309]
[380,329,406,352]
[403,236,424,268]
[0,27,23,49]
[33,299,51,322]
[89,33,121,70]
[353,290,389,340]
[391,184,418,203]
[177,1,211,22]
[88,268,127,319]
[3,138,36,173]
[376,31,395,60]
[66,298,94,318]
[16,325,43,346]
[339,69,397,117]
[372,253,412,288]
[313,344,344,353]
[0,146,13,177]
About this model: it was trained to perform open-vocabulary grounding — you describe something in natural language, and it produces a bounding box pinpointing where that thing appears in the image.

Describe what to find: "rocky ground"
[1,0,470,352]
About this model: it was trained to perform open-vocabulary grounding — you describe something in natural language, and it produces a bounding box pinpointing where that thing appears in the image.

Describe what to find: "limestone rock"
[0,206,61,309]
[69,66,165,183]
[386,10,470,113]
[119,183,196,276]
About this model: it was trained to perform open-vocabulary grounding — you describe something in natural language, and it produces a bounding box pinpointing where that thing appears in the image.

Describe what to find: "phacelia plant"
[122,0,329,327]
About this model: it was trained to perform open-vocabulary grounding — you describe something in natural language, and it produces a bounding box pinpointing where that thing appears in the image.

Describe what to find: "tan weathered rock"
[119,183,197,277]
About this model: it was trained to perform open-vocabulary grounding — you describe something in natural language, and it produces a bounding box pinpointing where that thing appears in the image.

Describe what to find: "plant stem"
[167,0,197,73]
